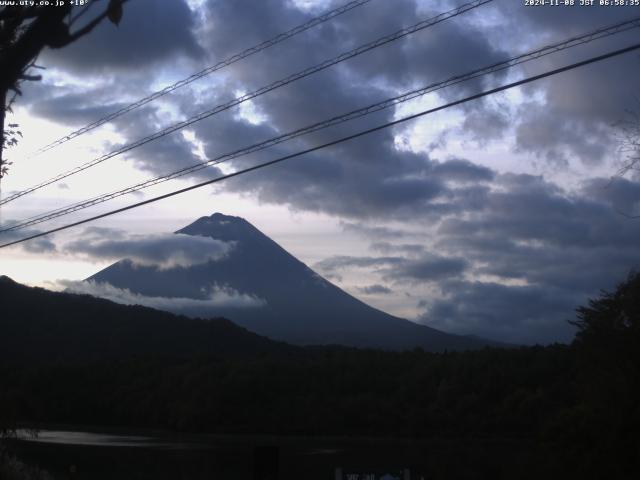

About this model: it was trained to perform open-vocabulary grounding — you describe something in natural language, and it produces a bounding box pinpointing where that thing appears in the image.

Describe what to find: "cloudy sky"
[2,0,640,345]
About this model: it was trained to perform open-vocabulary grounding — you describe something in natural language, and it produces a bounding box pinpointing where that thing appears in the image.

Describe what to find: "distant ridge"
[0,278,298,363]
[88,213,501,351]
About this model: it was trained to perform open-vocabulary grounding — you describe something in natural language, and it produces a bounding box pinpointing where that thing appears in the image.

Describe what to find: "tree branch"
[19,74,42,82]
[68,1,99,27]
[66,0,129,44]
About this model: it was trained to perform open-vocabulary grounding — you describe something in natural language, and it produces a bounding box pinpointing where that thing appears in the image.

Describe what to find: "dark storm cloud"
[429,158,495,183]
[29,90,126,127]
[314,255,404,273]
[24,80,134,127]
[170,0,509,217]
[504,7,640,168]
[315,252,467,284]
[21,237,56,254]
[374,5,509,95]
[416,3,640,168]
[21,0,510,214]
[514,101,614,168]
[41,0,203,73]
[581,176,640,215]
[202,114,494,219]
[316,170,640,344]
[27,0,640,188]
[106,96,222,178]
[223,137,447,218]
[437,172,640,252]
[386,254,468,283]
[200,0,416,78]
[0,223,57,254]
[122,0,640,184]
[420,281,580,345]
[459,107,511,146]
[416,172,640,343]
[200,0,506,97]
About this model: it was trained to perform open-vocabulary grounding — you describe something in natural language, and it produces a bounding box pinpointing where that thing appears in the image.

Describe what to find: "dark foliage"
[0,275,299,363]
[548,271,640,479]
[0,346,575,438]
[0,1,126,176]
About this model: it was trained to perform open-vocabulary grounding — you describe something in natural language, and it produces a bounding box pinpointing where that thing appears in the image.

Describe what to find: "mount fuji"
[87,213,495,351]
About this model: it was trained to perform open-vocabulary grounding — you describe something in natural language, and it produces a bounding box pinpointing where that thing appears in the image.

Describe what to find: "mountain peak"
[195,212,248,226]
[89,213,498,351]
[190,212,251,229]
[176,212,268,245]
[0,275,16,285]
[210,212,244,222]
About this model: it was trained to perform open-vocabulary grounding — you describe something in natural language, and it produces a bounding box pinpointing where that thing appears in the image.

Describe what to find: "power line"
[0,0,493,207]
[30,0,375,156]
[3,15,639,234]
[2,41,638,250]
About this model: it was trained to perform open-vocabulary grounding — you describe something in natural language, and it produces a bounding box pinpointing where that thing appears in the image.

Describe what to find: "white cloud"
[62,280,266,310]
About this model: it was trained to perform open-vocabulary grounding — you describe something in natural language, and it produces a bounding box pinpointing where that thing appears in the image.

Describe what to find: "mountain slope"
[88,213,497,351]
[0,275,297,362]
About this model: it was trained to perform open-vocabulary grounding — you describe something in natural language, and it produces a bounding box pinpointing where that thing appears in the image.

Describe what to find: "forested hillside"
[1,273,639,479]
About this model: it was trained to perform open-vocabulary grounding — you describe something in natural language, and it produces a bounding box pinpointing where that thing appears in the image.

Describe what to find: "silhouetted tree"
[572,270,640,352]
[556,271,640,479]
[0,0,127,178]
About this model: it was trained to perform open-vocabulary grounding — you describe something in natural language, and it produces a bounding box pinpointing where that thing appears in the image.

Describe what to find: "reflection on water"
[8,428,530,479]
[16,429,208,449]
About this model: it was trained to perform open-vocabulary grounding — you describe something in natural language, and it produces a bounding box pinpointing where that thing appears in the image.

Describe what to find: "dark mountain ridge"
[0,275,298,363]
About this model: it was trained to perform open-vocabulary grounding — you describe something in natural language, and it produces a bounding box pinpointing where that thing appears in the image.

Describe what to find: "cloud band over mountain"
[65,230,233,270]
[62,280,266,311]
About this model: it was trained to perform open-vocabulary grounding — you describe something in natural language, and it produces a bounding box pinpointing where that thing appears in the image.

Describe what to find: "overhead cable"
[2,41,638,249]
[31,0,375,156]
[0,0,492,207]
[3,15,639,234]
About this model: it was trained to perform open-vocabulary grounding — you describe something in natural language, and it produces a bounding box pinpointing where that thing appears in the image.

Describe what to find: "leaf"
[108,0,123,26]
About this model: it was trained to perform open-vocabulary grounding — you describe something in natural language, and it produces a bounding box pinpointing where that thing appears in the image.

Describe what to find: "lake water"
[7,428,529,479]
